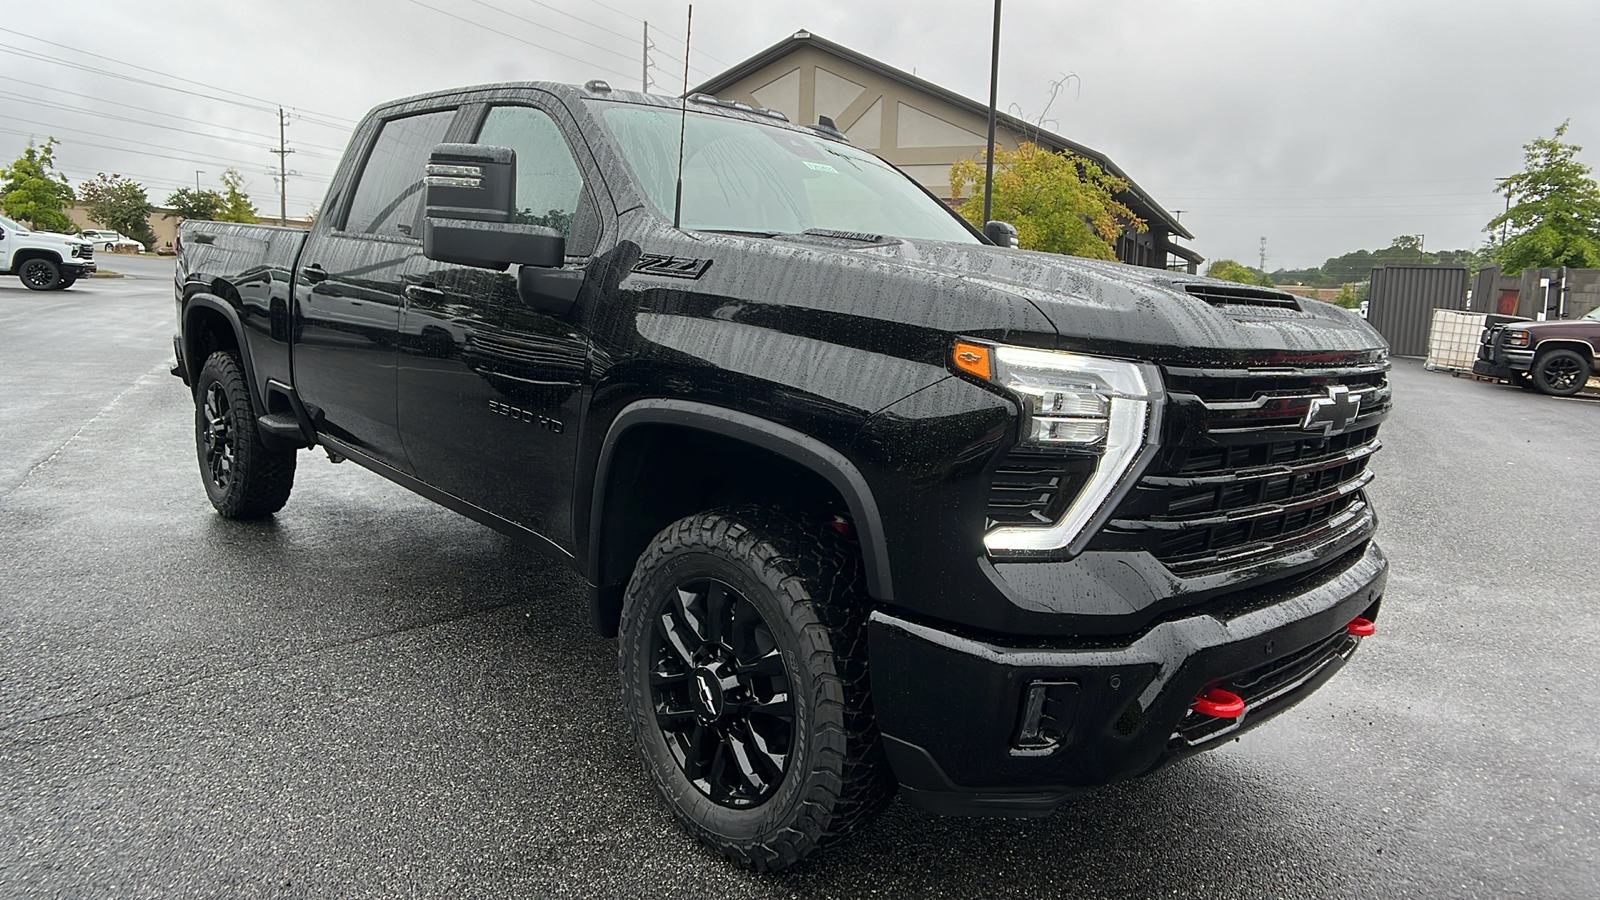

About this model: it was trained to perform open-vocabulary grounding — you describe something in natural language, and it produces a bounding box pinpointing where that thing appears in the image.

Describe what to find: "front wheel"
[1532,348,1591,397]
[57,276,77,290]
[18,257,61,291]
[194,351,296,518]
[618,507,893,872]
[104,242,115,251]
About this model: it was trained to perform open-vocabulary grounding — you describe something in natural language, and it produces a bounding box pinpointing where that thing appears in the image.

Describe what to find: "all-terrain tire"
[18,257,61,291]
[618,506,894,872]
[1531,348,1591,397]
[194,351,295,518]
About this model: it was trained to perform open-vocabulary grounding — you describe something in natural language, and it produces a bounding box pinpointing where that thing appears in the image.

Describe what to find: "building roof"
[691,30,1193,241]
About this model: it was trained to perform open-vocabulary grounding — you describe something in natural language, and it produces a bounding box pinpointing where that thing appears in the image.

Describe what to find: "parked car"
[0,214,95,290]
[1474,308,1600,396]
[172,80,1392,871]
[80,229,144,253]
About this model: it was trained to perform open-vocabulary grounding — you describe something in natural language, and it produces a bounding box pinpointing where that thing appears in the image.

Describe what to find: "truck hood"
[799,235,1389,365]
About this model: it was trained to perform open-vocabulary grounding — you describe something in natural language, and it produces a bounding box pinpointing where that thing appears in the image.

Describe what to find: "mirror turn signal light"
[1346,617,1376,637]
[1191,688,1245,719]
[952,341,992,379]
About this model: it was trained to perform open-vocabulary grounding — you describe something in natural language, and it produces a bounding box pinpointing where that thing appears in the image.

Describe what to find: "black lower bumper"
[868,540,1388,816]
[62,261,97,279]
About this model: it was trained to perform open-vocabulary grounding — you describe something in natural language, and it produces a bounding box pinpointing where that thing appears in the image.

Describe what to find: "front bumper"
[62,261,97,278]
[869,540,1387,816]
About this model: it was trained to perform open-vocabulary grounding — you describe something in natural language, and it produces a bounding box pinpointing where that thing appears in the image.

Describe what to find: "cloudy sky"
[5,0,1597,270]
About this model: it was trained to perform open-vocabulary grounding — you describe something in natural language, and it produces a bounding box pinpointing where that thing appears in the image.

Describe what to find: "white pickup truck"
[0,214,96,290]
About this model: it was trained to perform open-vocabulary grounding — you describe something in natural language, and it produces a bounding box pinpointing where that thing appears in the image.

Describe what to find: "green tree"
[215,168,259,224]
[1,137,75,233]
[1205,258,1274,286]
[949,142,1144,260]
[163,186,223,221]
[79,173,155,247]
[1485,122,1600,273]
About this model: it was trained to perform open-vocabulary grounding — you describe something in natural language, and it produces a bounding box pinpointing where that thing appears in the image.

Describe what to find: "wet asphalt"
[1,257,1597,899]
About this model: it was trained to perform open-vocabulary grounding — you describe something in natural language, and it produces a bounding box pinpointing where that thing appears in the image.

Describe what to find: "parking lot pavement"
[2,270,1597,898]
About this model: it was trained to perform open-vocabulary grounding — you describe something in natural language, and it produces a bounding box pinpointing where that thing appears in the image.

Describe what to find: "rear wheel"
[18,257,61,291]
[1532,348,1591,397]
[194,351,296,518]
[103,242,115,251]
[618,507,893,871]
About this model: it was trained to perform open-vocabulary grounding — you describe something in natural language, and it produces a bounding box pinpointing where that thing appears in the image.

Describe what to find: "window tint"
[477,106,585,237]
[343,109,456,238]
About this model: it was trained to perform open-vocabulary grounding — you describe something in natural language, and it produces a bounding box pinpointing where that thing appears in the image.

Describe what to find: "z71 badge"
[631,254,712,279]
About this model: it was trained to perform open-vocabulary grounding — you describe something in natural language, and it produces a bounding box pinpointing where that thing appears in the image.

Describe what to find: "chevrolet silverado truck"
[1475,307,1600,396]
[172,81,1392,871]
[1,213,95,290]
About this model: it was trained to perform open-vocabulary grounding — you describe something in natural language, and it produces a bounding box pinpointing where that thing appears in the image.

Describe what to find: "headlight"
[1504,330,1529,348]
[953,341,1164,556]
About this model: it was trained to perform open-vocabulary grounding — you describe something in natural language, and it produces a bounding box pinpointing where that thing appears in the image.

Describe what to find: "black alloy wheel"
[193,351,295,518]
[650,577,794,808]
[1532,348,1592,397]
[201,382,237,491]
[19,257,61,291]
[618,507,893,871]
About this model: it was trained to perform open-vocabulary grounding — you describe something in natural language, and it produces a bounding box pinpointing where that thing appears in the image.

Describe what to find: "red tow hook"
[1346,617,1376,637]
[1191,688,1245,719]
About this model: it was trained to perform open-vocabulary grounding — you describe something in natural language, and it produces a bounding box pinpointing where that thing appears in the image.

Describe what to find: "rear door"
[292,106,463,471]
[397,95,607,549]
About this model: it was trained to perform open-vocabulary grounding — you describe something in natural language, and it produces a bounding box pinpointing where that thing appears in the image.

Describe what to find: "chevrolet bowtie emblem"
[1303,385,1360,436]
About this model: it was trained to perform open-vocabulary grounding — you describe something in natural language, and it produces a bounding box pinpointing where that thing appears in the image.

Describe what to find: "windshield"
[1583,306,1600,321]
[598,105,979,244]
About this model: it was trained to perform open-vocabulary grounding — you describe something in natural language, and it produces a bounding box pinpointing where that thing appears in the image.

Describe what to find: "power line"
[0,91,341,162]
[465,0,644,69]
[0,123,333,179]
[581,0,730,67]
[400,0,638,83]
[0,74,347,150]
[0,27,357,125]
[512,0,714,77]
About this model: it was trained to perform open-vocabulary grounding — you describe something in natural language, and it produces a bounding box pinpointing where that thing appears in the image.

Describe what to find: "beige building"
[694,32,1199,272]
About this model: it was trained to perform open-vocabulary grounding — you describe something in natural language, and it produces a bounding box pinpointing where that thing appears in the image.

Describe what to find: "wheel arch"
[12,248,65,267]
[586,399,893,637]
[182,294,264,416]
[1534,338,1595,362]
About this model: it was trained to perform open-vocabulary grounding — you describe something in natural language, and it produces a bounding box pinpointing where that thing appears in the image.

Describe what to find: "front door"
[398,99,602,548]
[293,107,459,471]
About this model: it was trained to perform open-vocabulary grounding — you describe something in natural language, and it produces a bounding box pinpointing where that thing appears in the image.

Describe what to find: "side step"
[257,413,313,449]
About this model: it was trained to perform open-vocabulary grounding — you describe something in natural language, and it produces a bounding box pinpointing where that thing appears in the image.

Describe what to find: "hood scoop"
[1181,283,1302,311]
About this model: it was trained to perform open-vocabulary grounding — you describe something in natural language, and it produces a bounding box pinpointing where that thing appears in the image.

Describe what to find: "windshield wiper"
[693,228,786,238]
[802,228,890,244]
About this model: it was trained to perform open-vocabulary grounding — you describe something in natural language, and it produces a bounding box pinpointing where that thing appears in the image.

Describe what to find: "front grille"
[985,451,1091,529]
[1091,362,1390,576]
[79,246,94,260]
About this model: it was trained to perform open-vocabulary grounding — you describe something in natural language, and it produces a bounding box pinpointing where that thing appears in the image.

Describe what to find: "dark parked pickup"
[1475,307,1600,396]
[172,81,1392,870]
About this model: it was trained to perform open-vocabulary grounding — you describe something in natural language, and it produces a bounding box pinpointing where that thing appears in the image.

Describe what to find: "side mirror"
[421,143,564,270]
[984,220,1018,248]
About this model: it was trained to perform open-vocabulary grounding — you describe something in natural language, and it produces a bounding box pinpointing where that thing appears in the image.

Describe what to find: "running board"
[257,413,312,449]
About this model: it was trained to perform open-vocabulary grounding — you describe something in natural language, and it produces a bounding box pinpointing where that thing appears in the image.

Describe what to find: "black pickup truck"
[173,81,1391,871]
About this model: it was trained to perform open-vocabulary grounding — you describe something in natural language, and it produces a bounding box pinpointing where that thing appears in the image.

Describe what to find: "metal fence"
[1367,265,1470,357]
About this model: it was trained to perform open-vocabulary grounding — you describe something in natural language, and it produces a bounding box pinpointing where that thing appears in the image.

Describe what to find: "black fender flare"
[182,293,264,417]
[587,399,894,631]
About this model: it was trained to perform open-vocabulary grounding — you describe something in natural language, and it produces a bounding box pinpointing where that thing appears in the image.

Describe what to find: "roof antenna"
[672,4,693,230]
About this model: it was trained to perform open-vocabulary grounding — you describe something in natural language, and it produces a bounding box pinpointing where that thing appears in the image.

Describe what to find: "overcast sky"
[5,0,1598,270]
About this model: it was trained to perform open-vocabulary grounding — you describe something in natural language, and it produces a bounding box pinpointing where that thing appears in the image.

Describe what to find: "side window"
[342,109,456,239]
[477,106,586,240]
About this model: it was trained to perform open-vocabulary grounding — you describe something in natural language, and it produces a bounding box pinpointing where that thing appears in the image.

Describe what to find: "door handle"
[300,264,329,285]
[404,284,446,305]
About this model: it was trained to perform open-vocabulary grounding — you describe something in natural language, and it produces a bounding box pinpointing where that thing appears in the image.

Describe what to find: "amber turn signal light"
[952,341,992,379]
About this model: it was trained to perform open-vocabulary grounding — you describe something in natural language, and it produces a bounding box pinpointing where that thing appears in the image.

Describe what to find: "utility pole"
[270,107,294,226]
[982,0,1001,226]
[1259,236,1267,273]
[642,22,653,93]
[195,170,204,191]
[1173,209,1186,223]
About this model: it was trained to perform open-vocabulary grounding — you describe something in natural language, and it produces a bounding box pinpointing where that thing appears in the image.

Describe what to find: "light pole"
[982,0,1001,227]
[195,170,204,191]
